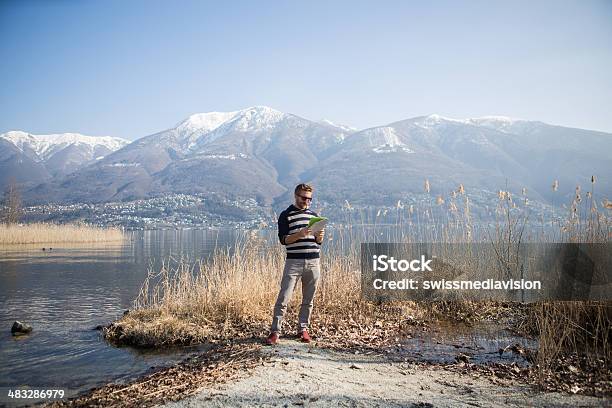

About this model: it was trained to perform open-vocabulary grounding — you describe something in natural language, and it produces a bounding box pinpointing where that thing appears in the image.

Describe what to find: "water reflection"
[0,229,245,405]
[401,322,537,365]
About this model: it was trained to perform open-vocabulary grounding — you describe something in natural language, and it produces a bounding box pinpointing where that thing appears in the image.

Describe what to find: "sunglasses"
[296,194,313,202]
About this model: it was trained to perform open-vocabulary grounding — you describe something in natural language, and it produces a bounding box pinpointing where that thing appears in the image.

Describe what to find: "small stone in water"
[11,321,32,335]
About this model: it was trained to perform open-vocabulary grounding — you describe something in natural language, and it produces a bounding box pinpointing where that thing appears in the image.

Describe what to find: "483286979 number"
[7,389,65,399]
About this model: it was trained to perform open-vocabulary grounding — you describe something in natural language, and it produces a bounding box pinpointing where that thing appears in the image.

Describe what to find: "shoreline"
[46,341,268,408]
[164,341,606,408]
[45,334,610,407]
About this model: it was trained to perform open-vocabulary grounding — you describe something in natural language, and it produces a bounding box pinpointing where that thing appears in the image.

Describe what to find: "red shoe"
[300,329,312,343]
[266,332,279,345]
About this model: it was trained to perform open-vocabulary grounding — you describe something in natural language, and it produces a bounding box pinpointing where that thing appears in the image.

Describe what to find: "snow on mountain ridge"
[364,127,413,154]
[176,106,286,134]
[173,106,288,149]
[176,111,239,135]
[465,116,527,133]
[319,119,358,133]
[408,114,530,134]
[416,114,520,125]
[222,106,285,132]
[1,130,129,160]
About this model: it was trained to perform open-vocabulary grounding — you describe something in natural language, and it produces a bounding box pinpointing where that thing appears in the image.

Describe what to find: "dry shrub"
[518,301,611,369]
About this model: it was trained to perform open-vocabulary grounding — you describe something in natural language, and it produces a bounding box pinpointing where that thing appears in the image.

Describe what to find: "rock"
[123,310,130,316]
[455,353,470,364]
[11,321,32,335]
[93,325,106,331]
[411,403,434,408]
[349,363,363,369]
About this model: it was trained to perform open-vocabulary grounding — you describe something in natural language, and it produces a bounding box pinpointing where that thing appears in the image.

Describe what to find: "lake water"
[0,229,254,406]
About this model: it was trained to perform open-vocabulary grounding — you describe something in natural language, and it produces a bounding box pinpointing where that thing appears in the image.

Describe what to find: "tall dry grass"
[517,177,611,373]
[0,222,126,244]
[491,180,609,373]
[108,176,610,379]
[107,233,380,347]
[519,301,611,371]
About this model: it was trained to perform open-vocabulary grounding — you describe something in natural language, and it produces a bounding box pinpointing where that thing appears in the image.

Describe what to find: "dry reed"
[107,176,610,387]
[105,234,379,347]
[0,222,126,245]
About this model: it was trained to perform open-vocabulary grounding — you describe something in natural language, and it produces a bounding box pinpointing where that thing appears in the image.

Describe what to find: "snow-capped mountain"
[311,114,612,205]
[14,108,612,211]
[25,107,354,203]
[0,130,129,188]
[172,106,288,151]
[2,131,128,160]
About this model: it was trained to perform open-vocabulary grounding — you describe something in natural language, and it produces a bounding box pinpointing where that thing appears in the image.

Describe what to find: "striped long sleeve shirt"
[278,204,321,259]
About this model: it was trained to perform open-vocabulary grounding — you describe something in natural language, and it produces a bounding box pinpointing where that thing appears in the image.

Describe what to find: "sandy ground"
[161,340,607,408]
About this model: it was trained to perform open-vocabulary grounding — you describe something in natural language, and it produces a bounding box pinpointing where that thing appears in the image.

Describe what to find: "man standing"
[266,183,325,345]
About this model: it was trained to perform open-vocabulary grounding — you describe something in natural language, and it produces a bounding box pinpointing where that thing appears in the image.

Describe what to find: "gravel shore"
[162,340,606,408]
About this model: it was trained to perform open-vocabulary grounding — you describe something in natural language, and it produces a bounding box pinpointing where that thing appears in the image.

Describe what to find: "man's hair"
[294,183,313,194]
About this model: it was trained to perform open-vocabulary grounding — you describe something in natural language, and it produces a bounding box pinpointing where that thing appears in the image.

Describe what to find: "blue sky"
[1,0,611,140]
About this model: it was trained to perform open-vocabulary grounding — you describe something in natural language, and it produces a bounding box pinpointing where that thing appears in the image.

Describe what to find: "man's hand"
[315,228,325,244]
[285,227,311,244]
[298,227,312,239]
